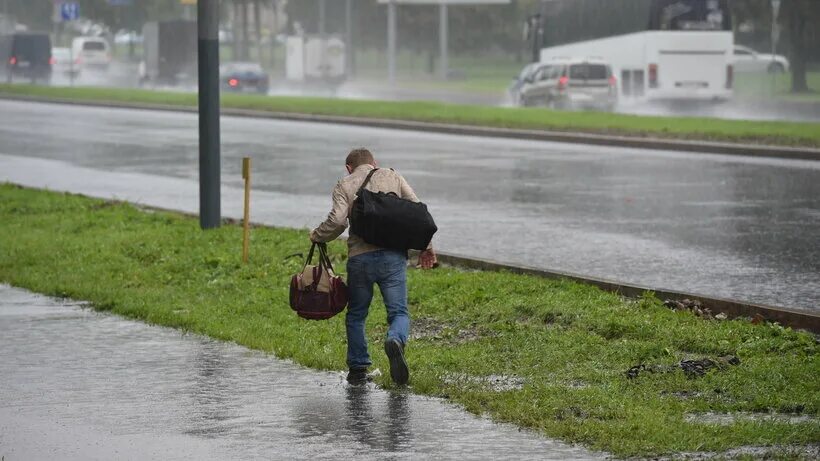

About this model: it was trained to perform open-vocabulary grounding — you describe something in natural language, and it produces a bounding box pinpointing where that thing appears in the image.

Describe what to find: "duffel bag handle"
[317,243,335,273]
[304,242,336,274]
[303,242,317,270]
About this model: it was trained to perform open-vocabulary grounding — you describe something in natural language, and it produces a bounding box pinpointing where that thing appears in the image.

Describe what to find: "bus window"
[648,0,731,31]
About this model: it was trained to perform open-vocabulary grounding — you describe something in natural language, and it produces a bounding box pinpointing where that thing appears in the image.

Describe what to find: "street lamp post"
[438,3,448,79]
[770,0,781,95]
[198,0,221,229]
[387,0,396,84]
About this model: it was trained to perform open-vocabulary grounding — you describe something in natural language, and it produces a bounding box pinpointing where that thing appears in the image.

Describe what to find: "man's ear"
[345,164,353,174]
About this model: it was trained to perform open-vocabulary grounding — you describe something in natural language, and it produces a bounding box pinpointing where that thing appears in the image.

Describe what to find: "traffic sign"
[60,2,80,21]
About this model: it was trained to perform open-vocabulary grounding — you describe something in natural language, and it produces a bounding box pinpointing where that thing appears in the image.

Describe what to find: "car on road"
[733,45,789,73]
[518,58,617,111]
[220,62,269,94]
[0,32,53,84]
[71,36,111,71]
[51,47,80,79]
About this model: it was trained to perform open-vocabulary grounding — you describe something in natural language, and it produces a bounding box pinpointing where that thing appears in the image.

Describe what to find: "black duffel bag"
[350,168,437,251]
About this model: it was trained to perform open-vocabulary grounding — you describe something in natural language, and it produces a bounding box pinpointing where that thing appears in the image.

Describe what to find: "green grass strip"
[1,83,819,148]
[1,184,818,457]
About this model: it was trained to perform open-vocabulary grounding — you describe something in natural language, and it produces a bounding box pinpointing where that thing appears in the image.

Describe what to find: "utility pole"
[345,0,353,77]
[198,0,221,230]
[241,0,249,60]
[318,0,326,35]
[770,0,781,95]
[387,0,396,84]
[253,0,262,63]
[438,3,448,80]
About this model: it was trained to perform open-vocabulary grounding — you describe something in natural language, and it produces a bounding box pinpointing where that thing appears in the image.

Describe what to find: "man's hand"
[418,249,437,270]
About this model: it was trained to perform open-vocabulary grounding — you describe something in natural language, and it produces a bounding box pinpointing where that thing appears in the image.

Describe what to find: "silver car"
[518,59,618,111]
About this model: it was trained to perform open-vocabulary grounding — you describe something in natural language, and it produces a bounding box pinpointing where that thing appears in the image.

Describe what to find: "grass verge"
[1,184,818,457]
[734,71,820,103]
[1,83,819,148]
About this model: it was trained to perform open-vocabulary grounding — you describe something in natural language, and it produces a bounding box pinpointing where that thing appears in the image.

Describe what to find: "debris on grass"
[442,373,526,392]
[659,444,820,460]
[664,298,721,320]
[410,317,489,344]
[627,355,741,379]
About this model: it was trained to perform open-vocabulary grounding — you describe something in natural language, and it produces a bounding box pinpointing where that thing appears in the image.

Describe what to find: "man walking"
[310,148,437,386]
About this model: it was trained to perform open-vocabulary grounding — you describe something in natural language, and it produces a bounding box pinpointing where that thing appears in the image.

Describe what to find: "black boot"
[346,368,369,385]
[384,338,409,385]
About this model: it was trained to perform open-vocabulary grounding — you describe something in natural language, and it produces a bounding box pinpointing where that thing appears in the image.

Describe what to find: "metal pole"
[439,3,447,80]
[241,0,249,60]
[318,0,325,35]
[198,0,221,230]
[770,0,781,96]
[232,1,240,60]
[345,0,353,77]
[387,0,396,84]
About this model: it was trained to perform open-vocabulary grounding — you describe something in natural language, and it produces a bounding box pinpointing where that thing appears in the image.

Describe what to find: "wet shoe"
[346,368,369,385]
[384,339,409,385]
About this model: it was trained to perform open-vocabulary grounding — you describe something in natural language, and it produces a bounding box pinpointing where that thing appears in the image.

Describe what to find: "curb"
[3,94,820,161]
[426,251,820,334]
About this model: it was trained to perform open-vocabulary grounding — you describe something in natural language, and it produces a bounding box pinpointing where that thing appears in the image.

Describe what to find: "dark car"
[0,32,53,84]
[220,62,269,94]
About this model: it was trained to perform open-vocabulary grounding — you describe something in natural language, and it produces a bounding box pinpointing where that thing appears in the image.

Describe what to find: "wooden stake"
[242,157,251,264]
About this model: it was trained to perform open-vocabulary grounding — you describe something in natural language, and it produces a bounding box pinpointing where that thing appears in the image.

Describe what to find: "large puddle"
[0,285,600,460]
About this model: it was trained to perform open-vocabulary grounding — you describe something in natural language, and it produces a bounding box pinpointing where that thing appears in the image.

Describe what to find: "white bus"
[539,0,733,103]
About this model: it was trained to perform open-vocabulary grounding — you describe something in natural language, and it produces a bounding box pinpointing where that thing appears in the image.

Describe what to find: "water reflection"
[184,339,235,438]
[343,386,412,452]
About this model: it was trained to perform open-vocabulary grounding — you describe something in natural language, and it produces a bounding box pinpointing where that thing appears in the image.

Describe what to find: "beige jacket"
[310,164,431,257]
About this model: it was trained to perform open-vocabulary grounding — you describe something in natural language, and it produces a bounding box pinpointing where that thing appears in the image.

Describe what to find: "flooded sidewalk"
[0,285,601,460]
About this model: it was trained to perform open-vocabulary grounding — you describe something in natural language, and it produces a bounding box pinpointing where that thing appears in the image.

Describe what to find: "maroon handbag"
[289,243,348,320]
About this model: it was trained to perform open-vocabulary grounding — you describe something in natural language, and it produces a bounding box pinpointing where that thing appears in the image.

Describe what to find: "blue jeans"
[346,250,409,370]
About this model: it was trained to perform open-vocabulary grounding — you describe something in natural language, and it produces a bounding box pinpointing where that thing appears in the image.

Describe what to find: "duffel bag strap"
[303,242,317,270]
[317,243,335,273]
[357,168,380,193]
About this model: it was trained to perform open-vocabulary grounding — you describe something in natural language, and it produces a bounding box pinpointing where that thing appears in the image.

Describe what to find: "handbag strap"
[357,168,380,194]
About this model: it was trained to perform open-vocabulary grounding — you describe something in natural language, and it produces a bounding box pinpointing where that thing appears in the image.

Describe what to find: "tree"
[781,0,819,93]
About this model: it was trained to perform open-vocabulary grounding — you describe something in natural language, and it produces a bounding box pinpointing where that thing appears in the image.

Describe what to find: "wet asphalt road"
[0,100,818,311]
[0,285,599,460]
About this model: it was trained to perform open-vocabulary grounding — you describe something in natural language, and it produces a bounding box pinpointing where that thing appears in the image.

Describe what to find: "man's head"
[345,148,376,174]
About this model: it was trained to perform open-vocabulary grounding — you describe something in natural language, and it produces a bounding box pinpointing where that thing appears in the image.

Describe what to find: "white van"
[71,37,111,71]
[518,58,618,111]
